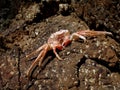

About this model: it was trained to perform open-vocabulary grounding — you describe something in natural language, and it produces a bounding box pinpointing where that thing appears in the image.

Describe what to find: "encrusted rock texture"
[0,0,120,90]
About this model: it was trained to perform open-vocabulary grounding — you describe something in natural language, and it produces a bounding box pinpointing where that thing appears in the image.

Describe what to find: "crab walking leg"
[26,44,46,59]
[70,30,112,41]
[38,45,50,66]
[27,44,49,77]
[76,30,112,36]
[53,47,63,60]
[70,33,86,41]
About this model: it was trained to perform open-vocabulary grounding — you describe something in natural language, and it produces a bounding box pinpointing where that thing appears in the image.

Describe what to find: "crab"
[26,30,71,77]
[26,29,112,77]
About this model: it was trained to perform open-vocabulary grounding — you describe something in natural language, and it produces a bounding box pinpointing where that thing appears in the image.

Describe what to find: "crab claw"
[70,30,112,41]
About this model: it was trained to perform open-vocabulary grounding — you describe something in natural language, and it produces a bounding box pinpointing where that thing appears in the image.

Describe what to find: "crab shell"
[48,30,71,50]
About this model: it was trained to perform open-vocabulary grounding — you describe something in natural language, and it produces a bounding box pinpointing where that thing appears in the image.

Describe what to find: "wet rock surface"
[0,0,120,90]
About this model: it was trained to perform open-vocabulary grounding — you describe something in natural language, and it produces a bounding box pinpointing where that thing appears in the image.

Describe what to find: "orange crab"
[26,29,112,77]
[26,30,71,77]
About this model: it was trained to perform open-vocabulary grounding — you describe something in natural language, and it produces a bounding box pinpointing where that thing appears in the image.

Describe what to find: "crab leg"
[70,33,87,41]
[27,44,49,77]
[70,30,112,41]
[26,44,46,59]
[53,47,63,60]
[76,30,112,36]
